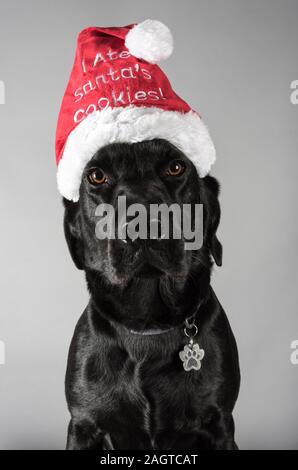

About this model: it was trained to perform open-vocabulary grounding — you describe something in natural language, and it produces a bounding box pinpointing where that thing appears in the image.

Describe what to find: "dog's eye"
[87,168,107,185]
[166,160,186,177]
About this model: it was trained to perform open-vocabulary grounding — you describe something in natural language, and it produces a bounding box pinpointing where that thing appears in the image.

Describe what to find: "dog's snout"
[118,217,166,244]
[148,218,166,240]
[115,187,169,246]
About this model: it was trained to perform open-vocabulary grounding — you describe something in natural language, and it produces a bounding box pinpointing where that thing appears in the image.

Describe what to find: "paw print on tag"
[179,343,205,371]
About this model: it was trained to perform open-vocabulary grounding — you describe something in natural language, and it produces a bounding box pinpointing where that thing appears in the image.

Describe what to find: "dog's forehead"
[88,140,185,173]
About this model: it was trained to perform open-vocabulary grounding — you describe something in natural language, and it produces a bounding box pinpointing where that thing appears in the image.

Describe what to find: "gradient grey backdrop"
[0,0,297,450]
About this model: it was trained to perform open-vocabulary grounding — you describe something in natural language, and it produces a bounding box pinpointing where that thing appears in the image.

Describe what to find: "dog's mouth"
[134,261,164,278]
[108,238,189,284]
[126,245,169,278]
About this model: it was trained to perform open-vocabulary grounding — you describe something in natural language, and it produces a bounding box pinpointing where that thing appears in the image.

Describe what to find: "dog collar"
[129,306,205,372]
[129,326,177,336]
[128,305,200,337]
[128,313,195,336]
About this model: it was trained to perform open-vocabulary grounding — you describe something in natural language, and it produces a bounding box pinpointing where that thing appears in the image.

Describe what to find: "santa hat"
[55,19,216,202]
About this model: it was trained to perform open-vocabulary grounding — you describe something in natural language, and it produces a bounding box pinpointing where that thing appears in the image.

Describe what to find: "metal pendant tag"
[179,318,205,372]
[179,340,205,371]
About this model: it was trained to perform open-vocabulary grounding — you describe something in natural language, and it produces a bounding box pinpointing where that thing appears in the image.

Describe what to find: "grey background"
[0,0,297,450]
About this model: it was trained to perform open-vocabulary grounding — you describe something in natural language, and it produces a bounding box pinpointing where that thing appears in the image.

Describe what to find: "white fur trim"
[57,106,216,201]
[125,19,173,64]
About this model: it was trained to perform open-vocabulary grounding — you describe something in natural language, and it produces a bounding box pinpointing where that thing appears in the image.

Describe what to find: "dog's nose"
[148,218,167,240]
[118,217,166,244]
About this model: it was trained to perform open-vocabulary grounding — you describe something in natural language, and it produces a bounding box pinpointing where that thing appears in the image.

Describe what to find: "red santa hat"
[55,19,216,202]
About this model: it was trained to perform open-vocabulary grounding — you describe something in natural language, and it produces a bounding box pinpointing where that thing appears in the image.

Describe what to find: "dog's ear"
[201,175,223,266]
[63,199,84,270]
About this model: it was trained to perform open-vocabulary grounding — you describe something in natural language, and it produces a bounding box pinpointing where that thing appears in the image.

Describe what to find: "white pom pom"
[125,19,173,64]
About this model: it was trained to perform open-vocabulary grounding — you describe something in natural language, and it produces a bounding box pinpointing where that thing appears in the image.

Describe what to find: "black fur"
[63,138,240,450]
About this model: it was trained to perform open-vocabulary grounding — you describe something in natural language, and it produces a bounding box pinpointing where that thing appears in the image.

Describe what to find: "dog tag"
[179,341,205,372]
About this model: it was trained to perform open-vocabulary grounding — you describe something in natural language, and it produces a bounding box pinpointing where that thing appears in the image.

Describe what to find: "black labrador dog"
[63,138,240,450]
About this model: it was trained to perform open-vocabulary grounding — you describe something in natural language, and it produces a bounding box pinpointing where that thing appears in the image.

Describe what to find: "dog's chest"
[89,340,210,449]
